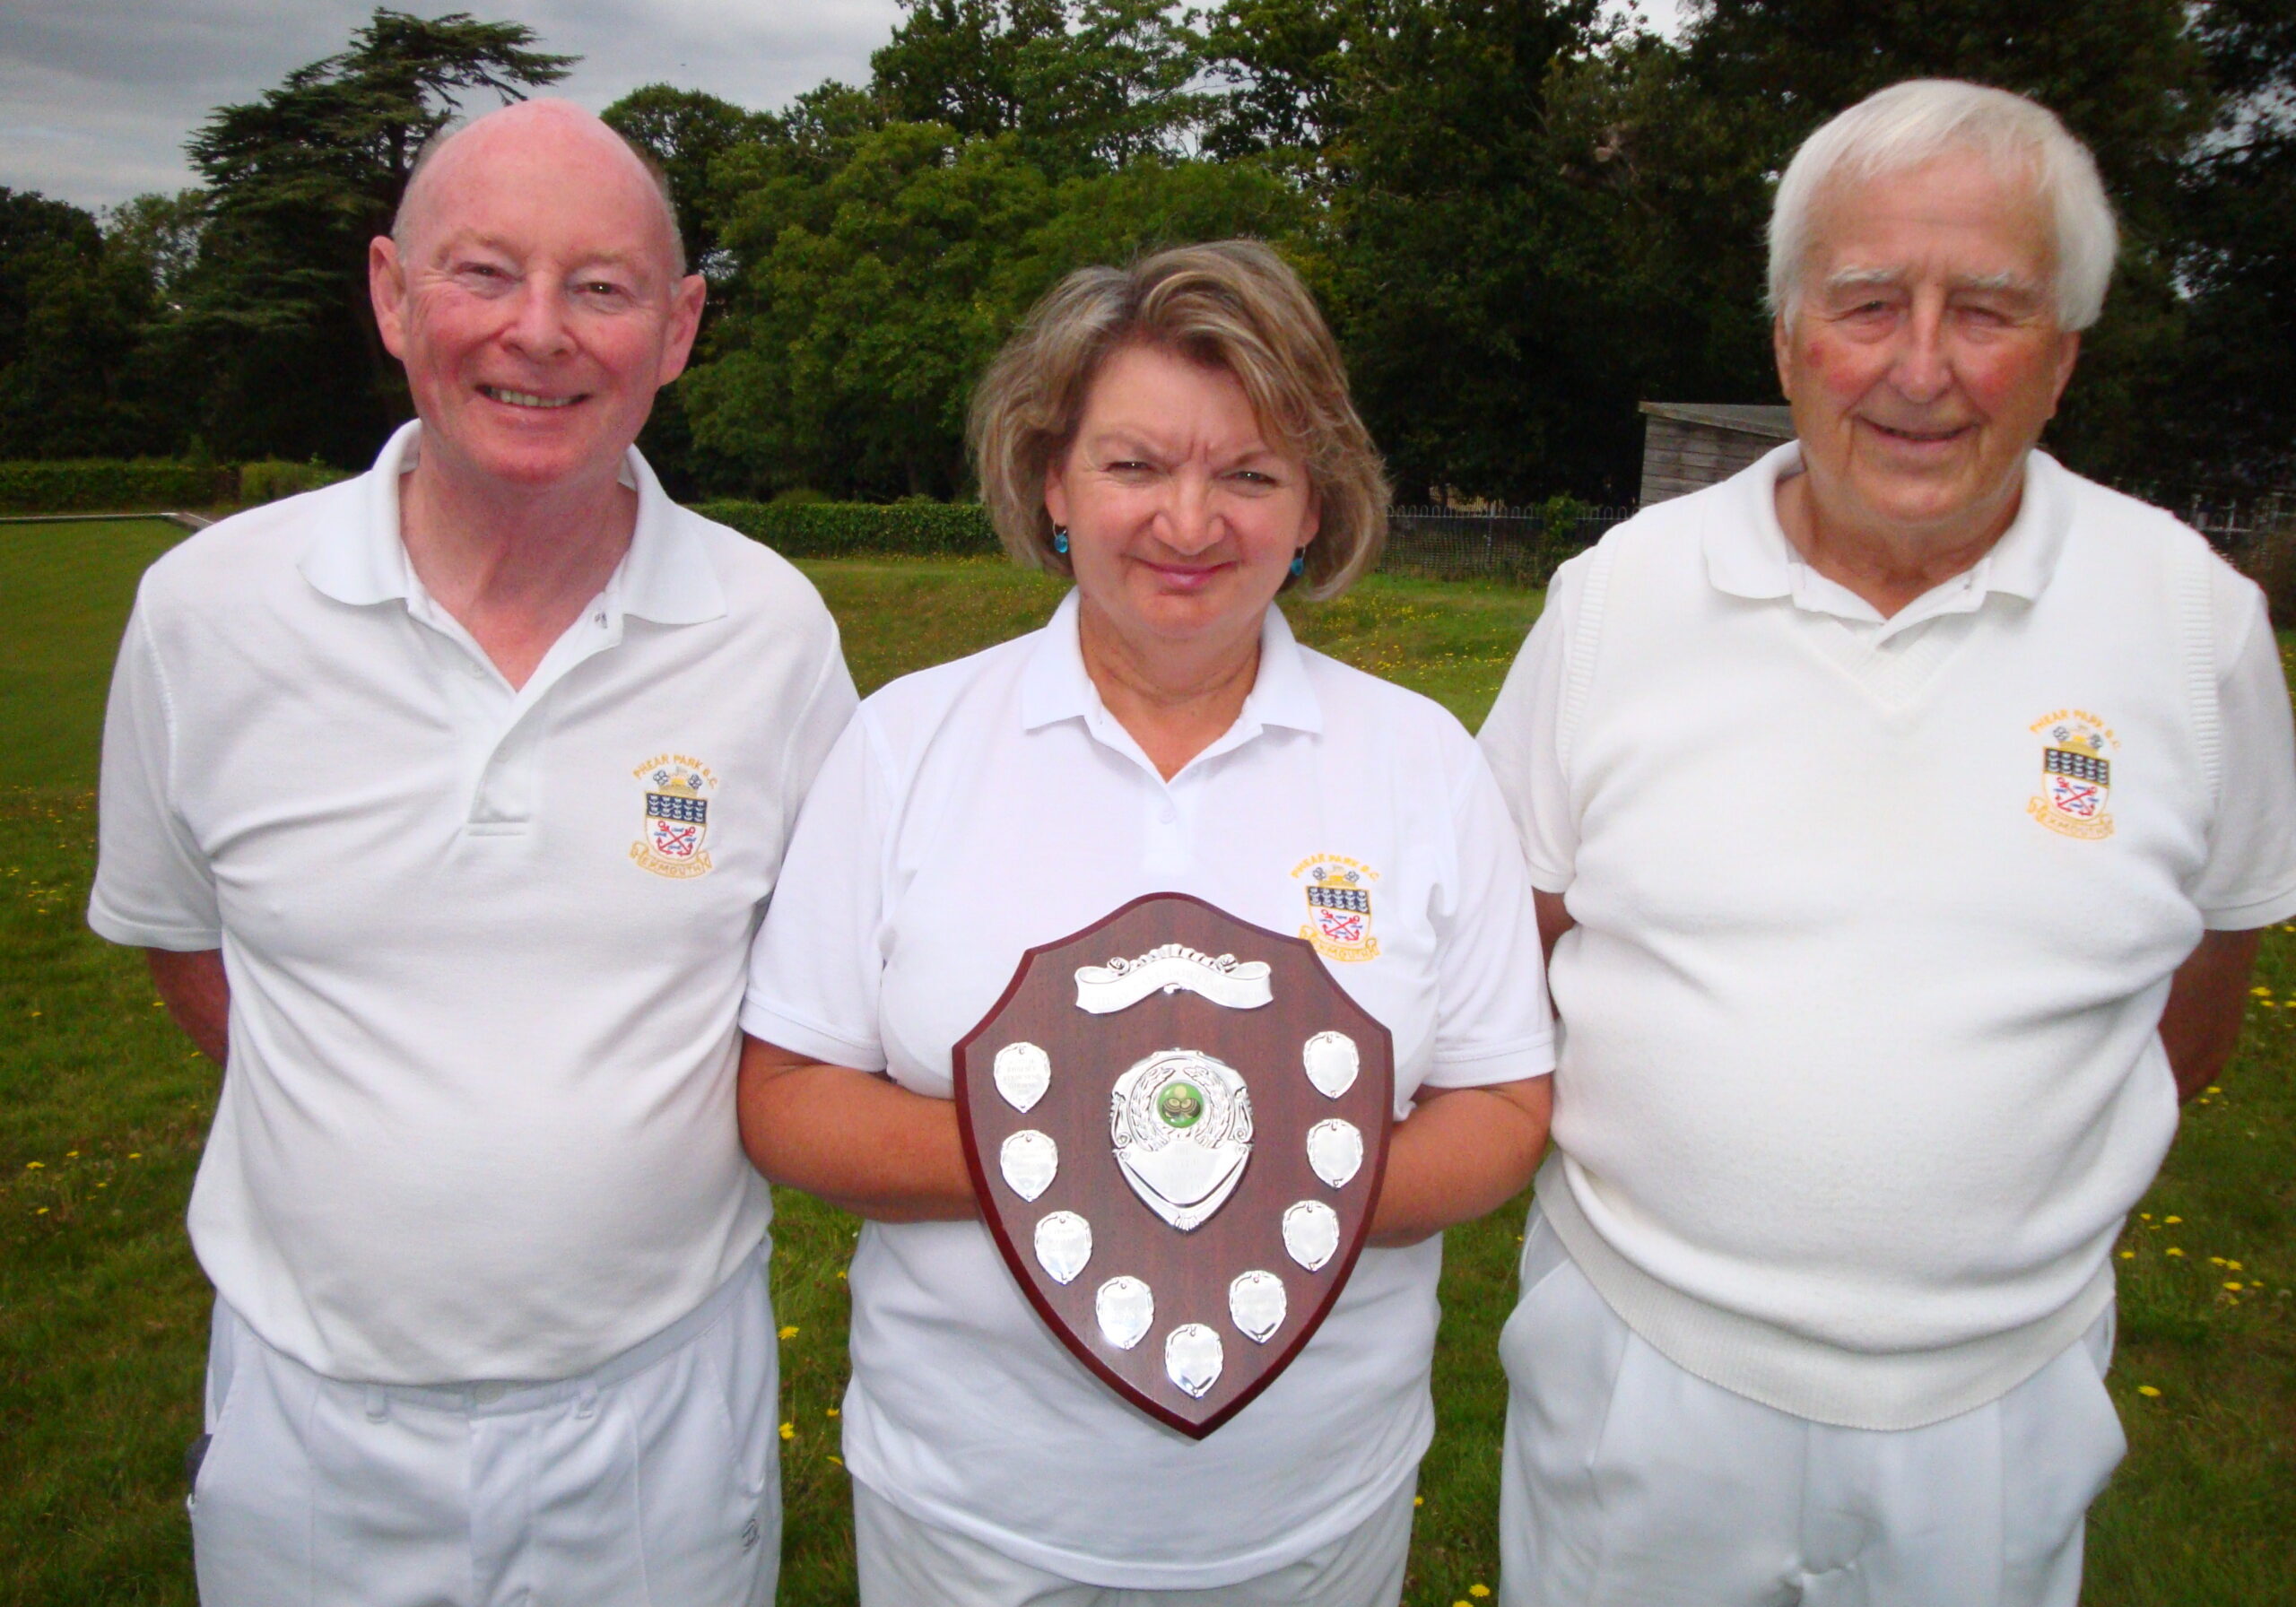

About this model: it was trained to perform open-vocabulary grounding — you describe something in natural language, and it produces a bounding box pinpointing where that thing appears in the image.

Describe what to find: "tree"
[686,120,1300,499]
[602,84,770,275]
[1212,1,1657,502]
[2165,0,2296,488]
[873,0,1212,173]
[0,189,175,457]
[176,7,572,465]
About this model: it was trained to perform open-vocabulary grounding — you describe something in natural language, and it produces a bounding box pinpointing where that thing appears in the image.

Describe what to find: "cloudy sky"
[1,0,1683,215]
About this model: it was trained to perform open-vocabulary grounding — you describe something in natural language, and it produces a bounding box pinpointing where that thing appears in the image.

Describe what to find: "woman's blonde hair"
[969,240,1387,601]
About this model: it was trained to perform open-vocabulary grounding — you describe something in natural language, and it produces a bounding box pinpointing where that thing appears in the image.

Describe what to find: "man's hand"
[2161,927,2264,1102]
[146,949,228,1064]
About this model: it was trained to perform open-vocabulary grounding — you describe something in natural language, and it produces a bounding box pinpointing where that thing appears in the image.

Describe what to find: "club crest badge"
[630,753,718,878]
[1292,855,1379,962]
[2025,711,2117,840]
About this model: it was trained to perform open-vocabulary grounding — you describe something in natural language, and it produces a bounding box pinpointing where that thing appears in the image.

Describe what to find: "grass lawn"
[2,526,2290,1604]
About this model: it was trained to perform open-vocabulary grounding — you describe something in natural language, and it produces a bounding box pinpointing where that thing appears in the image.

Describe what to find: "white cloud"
[0,0,902,212]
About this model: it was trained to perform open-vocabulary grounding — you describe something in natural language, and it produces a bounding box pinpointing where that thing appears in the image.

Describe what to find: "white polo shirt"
[1480,444,2296,1429]
[91,421,857,1385]
[740,590,1553,1588]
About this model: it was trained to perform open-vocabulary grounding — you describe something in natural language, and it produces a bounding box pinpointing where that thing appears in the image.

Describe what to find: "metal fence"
[1379,505,1635,586]
[2144,490,2296,557]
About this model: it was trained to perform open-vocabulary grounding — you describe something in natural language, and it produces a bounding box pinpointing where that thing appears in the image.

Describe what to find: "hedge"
[239,459,355,505]
[691,499,999,559]
[0,460,236,514]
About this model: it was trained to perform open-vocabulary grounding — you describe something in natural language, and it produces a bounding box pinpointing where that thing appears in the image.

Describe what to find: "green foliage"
[0,190,181,459]
[237,459,354,505]
[686,119,1301,499]
[172,7,572,467]
[872,0,1213,172]
[601,84,773,275]
[0,462,230,515]
[691,499,1001,559]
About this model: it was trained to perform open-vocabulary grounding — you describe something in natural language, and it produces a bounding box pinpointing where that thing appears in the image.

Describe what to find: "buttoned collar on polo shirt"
[295,419,730,833]
[1017,588,1324,779]
[1705,440,2072,647]
[299,419,726,636]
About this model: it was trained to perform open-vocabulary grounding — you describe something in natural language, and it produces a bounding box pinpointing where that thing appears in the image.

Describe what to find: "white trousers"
[851,1474,1417,1607]
[1497,1211,2126,1607]
[189,1248,780,1607]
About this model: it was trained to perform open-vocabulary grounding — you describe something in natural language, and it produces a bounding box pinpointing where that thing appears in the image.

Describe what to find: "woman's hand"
[736,1035,979,1222]
[1367,1076,1552,1247]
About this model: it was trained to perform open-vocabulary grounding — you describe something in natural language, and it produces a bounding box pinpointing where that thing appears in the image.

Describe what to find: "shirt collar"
[1019,589,1325,741]
[299,420,726,626]
[1703,439,2072,612]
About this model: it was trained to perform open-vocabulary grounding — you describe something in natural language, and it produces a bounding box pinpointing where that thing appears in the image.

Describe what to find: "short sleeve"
[776,631,860,830]
[88,599,220,950]
[1422,747,1556,1090]
[2191,575,2296,928]
[1477,557,1585,890]
[741,710,891,1071]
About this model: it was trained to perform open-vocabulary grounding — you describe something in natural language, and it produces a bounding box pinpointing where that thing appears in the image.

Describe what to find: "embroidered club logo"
[630,754,718,878]
[2025,711,2117,841]
[1291,855,1380,962]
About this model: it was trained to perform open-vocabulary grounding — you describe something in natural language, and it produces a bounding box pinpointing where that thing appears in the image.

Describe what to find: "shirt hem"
[85,904,220,951]
[1537,1155,2118,1429]
[840,1446,1422,1590]
[1422,1041,1556,1090]
[2199,880,2296,931]
[736,1003,887,1073]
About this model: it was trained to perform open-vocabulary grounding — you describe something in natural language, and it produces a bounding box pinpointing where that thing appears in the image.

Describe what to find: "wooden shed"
[1638,403,1796,505]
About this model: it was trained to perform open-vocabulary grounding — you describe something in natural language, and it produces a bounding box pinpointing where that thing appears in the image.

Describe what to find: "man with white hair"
[1481,79,2296,1605]
[90,100,855,1603]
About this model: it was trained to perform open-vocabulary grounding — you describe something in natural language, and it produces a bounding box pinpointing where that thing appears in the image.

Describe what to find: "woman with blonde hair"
[736,240,1554,1604]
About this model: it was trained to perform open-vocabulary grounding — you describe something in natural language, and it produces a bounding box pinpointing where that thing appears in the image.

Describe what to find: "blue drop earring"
[1289,551,1307,578]
[1052,526,1070,556]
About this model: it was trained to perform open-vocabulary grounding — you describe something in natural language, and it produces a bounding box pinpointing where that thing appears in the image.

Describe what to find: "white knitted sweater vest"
[1538,450,2223,1429]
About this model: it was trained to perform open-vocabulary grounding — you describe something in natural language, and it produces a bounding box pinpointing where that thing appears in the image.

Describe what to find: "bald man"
[90,100,857,1604]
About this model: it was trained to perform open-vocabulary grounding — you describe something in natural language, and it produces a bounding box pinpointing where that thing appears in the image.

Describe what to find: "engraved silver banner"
[1074,943,1274,1015]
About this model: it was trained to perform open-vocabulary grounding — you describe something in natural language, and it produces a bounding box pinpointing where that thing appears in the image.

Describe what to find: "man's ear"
[657,273,708,387]
[370,236,411,360]
[1771,311,1795,401]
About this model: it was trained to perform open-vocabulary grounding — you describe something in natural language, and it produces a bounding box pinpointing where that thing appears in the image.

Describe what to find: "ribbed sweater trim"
[1536,1155,2116,1430]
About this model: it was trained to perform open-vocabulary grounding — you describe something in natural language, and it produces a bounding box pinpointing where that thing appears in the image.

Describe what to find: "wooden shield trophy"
[954,892,1394,1438]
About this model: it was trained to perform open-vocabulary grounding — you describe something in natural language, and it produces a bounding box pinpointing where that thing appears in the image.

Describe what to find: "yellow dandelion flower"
[1472,1588,1492,1600]
[837,1270,848,1281]
[36,1207,48,1215]
[778,1423,795,1441]
[2119,1251,2135,1260]
[2227,1261,2242,1272]
[2251,987,2271,997]
[2139,1212,2152,1220]
[826,1407,839,1418]
[1414,1496,1425,1507]
[2204,1088,2221,1096]
[778,1325,799,1340]
[2165,1215,2183,1225]
[2167,1247,2185,1256]
[2210,1256,2227,1266]
[65,1151,77,1159]
[2136,1385,2161,1398]
[24,1161,41,1170]
[829,1455,844,1468]
[2225,1281,2244,1291]
[127,1153,141,1160]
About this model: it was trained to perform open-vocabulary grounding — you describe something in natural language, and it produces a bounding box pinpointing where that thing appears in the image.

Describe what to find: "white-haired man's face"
[1774,149,2081,550]
[370,107,702,499]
